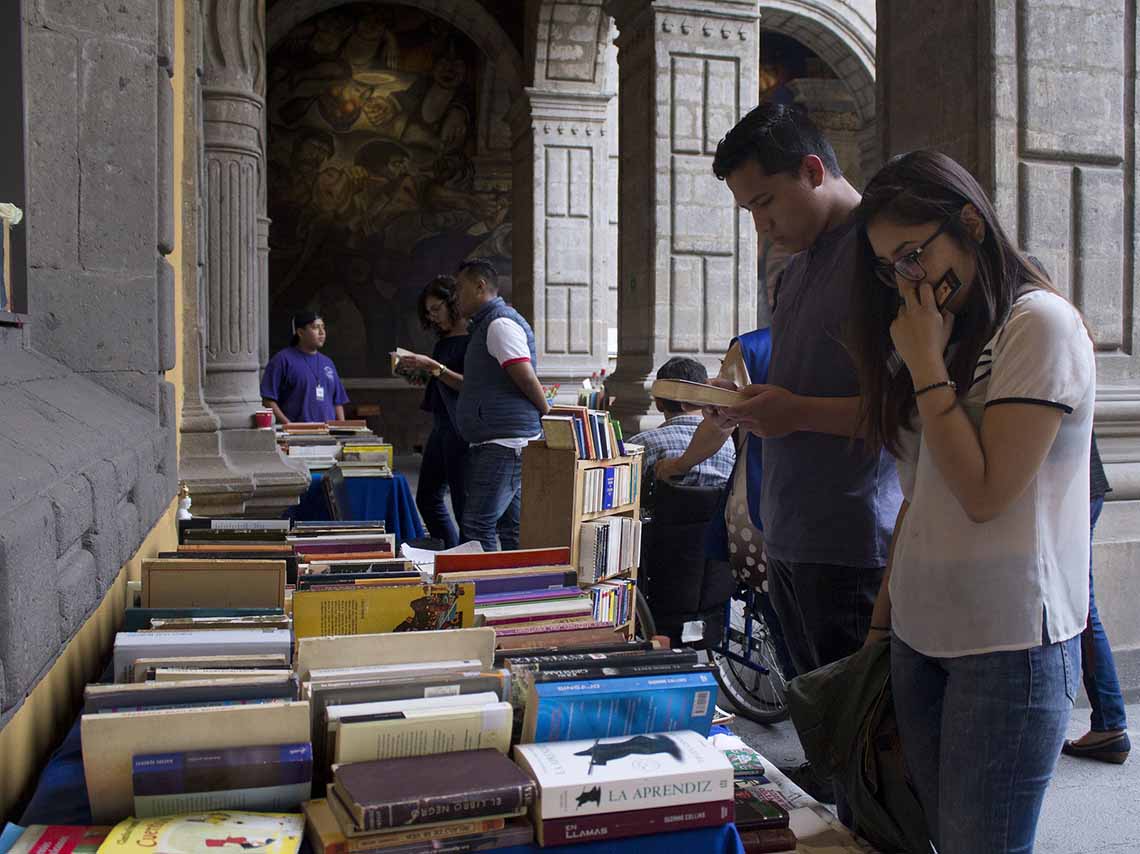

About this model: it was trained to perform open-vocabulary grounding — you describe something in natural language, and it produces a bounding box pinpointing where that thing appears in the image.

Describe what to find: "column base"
[606,365,664,436]
[179,427,309,518]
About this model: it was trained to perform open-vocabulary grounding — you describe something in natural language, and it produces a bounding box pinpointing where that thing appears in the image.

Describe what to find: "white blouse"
[890,289,1094,658]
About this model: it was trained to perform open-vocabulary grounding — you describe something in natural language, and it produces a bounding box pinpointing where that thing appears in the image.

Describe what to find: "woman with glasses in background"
[396,276,469,548]
[848,150,1093,854]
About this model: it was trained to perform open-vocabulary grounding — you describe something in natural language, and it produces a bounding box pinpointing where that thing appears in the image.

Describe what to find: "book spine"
[539,800,732,845]
[357,782,536,831]
[469,572,577,596]
[343,817,502,852]
[133,782,313,817]
[538,765,732,820]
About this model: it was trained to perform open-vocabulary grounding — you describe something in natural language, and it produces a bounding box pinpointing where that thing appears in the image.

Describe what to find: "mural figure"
[267,4,512,377]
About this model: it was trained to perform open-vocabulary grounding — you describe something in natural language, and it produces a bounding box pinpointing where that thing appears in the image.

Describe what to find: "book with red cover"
[333,749,536,831]
[536,800,732,846]
[7,826,110,854]
[434,548,572,574]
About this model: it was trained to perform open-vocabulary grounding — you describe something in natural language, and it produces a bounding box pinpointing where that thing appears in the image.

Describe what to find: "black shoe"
[782,761,836,804]
[1061,732,1130,765]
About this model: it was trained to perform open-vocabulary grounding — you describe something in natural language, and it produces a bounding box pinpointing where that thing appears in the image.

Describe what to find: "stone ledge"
[0,340,175,711]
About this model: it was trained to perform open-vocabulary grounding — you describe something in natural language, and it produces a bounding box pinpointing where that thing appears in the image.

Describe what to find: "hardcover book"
[292,583,474,638]
[512,730,733,820]
[332,749,537,831]
[302,798,511,854]
[520,669,718,742]
[131,743,313,816]
[535,799,733,846]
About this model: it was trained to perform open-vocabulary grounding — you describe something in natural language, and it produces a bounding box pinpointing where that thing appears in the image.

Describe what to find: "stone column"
[877,0,1140,651]
[511,1,616,393]
[511,90,613,386]
[186,0,307,515]
[604,0,760,433]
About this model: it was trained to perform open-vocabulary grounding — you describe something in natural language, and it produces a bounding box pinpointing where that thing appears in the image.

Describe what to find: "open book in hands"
[391,347,431,385]
[650,378,746,408]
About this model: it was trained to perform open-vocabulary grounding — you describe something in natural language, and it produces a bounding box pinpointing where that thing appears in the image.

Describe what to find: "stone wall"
[0,0,178,721]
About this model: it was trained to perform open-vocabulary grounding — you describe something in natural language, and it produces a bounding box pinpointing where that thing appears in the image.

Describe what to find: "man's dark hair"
[654,356,708,414]
[712,102,841,181]
[457,258,499,290]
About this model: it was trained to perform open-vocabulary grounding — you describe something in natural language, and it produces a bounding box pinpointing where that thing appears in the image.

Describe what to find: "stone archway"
[757,1,877,176]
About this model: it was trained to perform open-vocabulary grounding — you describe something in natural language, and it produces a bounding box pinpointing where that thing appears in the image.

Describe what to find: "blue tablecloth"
[288,472,424,546]
[20,720,744,854]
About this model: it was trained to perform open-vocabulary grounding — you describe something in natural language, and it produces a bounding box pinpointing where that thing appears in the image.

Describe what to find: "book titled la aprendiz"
[96,812,304,854]
[513,730,734,820]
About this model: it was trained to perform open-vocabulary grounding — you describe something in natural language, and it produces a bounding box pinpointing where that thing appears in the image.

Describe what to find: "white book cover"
[478,597,592,621]
[307,659,482,683]
[513,730,733,820]
[334,700,513,763]
[112,629,292,683]
[325,690,500,722]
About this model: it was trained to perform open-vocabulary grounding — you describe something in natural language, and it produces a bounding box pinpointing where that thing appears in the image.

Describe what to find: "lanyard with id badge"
[305,355,327,402]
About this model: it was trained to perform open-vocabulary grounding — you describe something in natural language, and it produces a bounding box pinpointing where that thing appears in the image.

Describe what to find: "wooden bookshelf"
[519,442,643,638]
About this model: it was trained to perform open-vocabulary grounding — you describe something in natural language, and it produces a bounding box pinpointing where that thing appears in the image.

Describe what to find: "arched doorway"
[264,0,521,379]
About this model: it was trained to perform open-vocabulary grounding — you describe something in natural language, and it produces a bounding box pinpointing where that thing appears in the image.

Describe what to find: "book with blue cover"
[602,468,616,510]
[520,670,717,743]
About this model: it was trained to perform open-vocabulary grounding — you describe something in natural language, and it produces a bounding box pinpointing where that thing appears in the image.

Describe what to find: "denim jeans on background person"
[891,632,1080,854]
[461,443,523,552]
[1082,495,1128,733]
[415,416,468,549]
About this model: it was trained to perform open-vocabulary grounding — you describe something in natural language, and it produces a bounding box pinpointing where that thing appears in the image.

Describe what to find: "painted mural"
[267,4,511,377]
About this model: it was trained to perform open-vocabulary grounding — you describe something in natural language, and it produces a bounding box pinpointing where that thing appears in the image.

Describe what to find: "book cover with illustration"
[513,730,733,820]
[521,669,717,743]
[292,583,474,639]
[7,826,109,854]
[96,812,303,854]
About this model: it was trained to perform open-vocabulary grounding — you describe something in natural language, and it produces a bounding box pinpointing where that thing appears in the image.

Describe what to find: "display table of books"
[6,529,884,854]
[288,472,424,544]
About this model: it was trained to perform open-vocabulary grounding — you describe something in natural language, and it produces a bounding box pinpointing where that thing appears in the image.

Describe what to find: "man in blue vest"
[454,259,549,551]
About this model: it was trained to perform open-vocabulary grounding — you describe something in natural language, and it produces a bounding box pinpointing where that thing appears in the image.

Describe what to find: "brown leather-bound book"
[334,749,536,831]
[739,828,798,853]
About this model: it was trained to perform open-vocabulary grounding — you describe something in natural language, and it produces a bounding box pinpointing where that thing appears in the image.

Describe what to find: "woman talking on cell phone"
[848,150,1093,854]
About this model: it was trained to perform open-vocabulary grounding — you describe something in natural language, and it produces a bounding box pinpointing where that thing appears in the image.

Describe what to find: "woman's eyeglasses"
[872,216,954,288]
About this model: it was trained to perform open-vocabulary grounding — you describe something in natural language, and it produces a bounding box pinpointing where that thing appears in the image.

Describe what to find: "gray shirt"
[761,219,902,567]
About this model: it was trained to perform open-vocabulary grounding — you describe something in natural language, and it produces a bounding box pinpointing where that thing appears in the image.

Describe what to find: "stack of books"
[515,730,734,846]
[431,548,617,641]
[587,576,637,626]
[578,515,642,581]
[304,751,535,854]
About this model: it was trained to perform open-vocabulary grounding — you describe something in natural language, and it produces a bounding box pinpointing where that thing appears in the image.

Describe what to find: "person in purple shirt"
[260,311,350,424]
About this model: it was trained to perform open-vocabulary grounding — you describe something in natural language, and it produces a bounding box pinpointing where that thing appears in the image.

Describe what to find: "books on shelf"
[513,730,734,841]
[112,628,293,683]
[545,407,627,460]
[140,559,288,609]
[588,577,637,626]
[578,517,642,582]
[580,463,636,514]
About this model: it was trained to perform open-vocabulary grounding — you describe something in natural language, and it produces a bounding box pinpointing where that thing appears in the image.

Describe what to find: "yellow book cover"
[97,812,304,854]
[292,583,474,639]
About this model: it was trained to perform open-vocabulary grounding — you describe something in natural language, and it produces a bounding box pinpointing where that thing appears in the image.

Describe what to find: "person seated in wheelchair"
[629,357,735,508]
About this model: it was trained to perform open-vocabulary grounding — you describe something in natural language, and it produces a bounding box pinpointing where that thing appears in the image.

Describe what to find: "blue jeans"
[416,418,467,549]
[461,443,523,552]
[1083,495,1128,732]
[892,633,1080,853]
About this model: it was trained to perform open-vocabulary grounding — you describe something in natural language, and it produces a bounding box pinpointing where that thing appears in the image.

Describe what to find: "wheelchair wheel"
[712,596,789,724]
[633,587,657,640]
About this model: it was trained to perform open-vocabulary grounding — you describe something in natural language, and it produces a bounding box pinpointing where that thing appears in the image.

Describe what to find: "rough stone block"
[84,459,119,534]
[78,37,157,274]
[0,434,58,519]
[111,448,141,504]
[30,269,158,374]
[92,371,161,414]
[157,70,175,256]
[23,28,79,271]
[157,0,175,70]
[48,476,96,556]
[0,387,88,472]
[157,257,176,371]
[115,500,141,569]
[83,526,123,595]
[0,500,60,710]
[40,0,157,46]
[57,545,98,643]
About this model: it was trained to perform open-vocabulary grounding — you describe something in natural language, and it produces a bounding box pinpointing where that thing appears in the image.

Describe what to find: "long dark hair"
[417,275,462,336]
[849,150,1056,455]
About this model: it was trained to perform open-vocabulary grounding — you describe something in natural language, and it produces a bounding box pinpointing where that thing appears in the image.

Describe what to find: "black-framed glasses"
[872,216,954,288]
